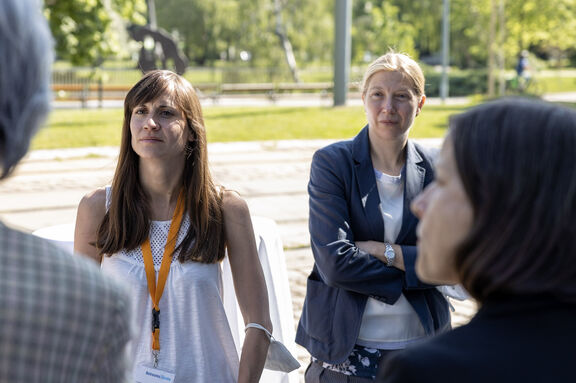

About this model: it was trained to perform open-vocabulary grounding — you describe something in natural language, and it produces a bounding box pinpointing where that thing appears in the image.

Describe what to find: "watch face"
[385,244,395,265]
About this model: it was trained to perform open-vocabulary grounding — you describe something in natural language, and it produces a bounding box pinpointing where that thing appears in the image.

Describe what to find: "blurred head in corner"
[0,0,53,179]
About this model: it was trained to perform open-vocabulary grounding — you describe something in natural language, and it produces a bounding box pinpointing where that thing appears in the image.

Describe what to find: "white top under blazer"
[356,169,427,350]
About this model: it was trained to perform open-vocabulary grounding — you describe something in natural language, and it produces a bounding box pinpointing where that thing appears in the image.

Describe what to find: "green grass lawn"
[33,104,470,150]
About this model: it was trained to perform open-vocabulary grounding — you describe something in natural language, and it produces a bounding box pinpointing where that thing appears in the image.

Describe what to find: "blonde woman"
[296,52,450,381]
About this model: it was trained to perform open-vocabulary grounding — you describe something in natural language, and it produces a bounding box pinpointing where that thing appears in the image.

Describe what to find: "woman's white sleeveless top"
[101,186,239,382]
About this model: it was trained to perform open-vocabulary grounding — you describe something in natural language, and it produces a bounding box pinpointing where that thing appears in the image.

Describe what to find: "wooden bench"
[52,83,132,103]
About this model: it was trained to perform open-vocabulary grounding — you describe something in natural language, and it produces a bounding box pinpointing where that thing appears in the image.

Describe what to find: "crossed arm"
[309,150,428,305]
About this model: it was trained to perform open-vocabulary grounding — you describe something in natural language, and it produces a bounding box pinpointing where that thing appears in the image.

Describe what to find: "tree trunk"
[497,0,506,96]
[488,0,496,97]
[273,0,300,83]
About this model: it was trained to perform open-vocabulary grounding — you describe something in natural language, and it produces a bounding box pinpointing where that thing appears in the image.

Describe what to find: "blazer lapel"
[353,126,385,241]
[396,141,425,243]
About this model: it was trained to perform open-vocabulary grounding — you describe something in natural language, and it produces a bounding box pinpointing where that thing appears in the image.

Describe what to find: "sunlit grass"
[34,103,473,150]
[35,108,124,149]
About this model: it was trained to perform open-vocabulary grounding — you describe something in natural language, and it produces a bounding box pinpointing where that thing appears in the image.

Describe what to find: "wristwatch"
[384,243,396,267]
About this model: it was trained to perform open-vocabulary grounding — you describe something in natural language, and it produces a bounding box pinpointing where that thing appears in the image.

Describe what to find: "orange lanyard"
[142,190,185,365]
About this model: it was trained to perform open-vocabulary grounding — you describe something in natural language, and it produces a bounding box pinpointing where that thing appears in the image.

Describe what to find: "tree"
[389,0,443,58]
[44,0,146,66]
[441,0,576,69]
[276,0,333,66]
[46,0,576,79]
[352,0,418,63]
[450,0,491,68]
[506,0,576,60]
[155,0,332,70]
[273,0,300,82]
[155,0,242,66]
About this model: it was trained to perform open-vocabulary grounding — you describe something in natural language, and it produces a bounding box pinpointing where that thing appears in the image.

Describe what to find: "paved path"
[53,93,472,109]
[0,138,477,381]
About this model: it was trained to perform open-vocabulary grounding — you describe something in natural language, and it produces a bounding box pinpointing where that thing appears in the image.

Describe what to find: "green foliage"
[448,0,576,69]
[45,0,576,81]
[155,0,333,76]
[449,0,490,68]
[44,0,146,66]
[283,0,333,64]
[155,0,237,65]
[398,0,443,56]
[424,68,489,97]
[352,1,418,62]
[507,0,576,52]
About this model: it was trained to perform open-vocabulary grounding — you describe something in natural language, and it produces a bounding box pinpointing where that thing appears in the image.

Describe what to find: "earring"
[185,140,197,159]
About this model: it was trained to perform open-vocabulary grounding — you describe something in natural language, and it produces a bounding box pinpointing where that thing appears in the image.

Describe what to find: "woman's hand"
[356,240,405,271]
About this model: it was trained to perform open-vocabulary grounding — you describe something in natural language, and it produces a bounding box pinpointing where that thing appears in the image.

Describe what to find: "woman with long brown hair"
[74,70,272,382]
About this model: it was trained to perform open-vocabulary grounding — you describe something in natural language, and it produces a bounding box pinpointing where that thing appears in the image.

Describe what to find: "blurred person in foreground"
[378,98,576,382]
[296,51,450,382]
[74,69,272,382]
[0,0,132,382]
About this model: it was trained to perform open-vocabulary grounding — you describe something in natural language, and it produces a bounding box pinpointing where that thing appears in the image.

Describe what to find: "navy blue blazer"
[378,294,576,382]
[296,126,450,364]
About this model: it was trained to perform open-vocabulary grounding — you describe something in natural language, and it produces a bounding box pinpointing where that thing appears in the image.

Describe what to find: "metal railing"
[51,66,363,107]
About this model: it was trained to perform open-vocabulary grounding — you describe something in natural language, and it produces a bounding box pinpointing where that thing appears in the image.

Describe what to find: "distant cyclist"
[515,50,531,91]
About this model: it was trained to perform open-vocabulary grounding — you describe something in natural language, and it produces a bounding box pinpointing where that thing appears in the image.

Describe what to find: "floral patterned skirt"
[311,344,397,380]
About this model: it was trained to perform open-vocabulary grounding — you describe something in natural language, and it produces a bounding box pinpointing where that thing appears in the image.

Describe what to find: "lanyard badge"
[141,190,185,367]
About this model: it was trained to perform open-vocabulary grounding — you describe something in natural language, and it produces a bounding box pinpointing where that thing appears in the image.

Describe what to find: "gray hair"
[0,0,53,178]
